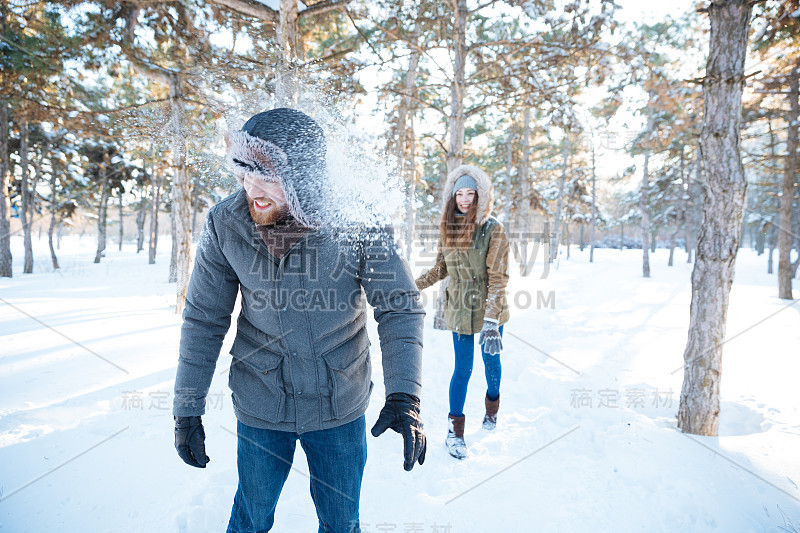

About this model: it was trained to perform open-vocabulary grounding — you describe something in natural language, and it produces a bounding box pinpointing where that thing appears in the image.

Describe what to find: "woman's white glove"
[479,319,502,355]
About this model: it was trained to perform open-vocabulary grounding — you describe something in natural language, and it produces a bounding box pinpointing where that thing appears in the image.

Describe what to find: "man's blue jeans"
[226,416,367,533]
[449,326,503,418]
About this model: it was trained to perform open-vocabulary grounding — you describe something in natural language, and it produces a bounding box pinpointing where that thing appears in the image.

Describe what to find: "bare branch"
[384,88,447,117]
[120,4,174,86]
[207,0,277,22]
[343,7,383,60]
[418,133,449,156]
[299,0,349,20]
[469,0,502,15]
[370,21,451,81]
[0,93,169,116]
[468,39,515,51]
[297,46,357,69]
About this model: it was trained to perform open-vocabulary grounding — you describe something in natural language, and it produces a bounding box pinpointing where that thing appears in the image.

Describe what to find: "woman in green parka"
[415,164,510,460]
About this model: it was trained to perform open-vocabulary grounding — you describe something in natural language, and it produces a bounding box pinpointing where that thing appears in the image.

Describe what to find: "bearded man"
[172,108,426,533]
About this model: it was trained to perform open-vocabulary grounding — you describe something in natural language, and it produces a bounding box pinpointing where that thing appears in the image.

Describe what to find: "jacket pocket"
[229,334,291,422]
[321,345,372,420]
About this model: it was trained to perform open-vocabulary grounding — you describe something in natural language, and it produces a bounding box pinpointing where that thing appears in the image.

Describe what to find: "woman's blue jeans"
[449,325,503,417]
[226,416,367,533]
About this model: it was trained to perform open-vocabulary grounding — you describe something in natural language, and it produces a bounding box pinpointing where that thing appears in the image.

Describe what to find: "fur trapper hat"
[442,164,494,225]
[225,108,327,228]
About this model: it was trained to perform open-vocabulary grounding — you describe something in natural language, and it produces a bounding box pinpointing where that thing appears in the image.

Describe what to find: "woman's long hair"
[440,192,479,249]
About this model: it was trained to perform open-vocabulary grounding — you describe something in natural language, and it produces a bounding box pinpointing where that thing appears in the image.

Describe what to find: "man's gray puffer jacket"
[172,188,424,433]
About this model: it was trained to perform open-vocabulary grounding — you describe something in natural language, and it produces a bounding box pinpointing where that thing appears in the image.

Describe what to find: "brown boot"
[446,414,467,460]
[482,393,499,430]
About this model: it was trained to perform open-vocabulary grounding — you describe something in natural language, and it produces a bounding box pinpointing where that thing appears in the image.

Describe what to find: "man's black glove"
[174,415,210,468]
[370,393,426,471]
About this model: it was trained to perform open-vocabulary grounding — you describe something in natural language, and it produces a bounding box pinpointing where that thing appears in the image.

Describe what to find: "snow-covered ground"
[1,234,798,533]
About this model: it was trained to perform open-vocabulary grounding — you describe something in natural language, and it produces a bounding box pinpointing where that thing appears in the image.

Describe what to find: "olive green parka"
[415,165,510,335]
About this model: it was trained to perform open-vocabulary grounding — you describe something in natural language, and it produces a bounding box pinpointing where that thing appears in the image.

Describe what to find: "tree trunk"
[191,179,200,237]
[0,2,10,277]
[794,138,800,278]
[755,225,765,255]
[641,168,652,271]
[136,191,147,253]
[398,20,421,261]
[793,200,800,279]
[620,221,624,250]
[640,88,657,277]
[589,136,597,263]
[32,149,43,242]
[686,145,704,264]
[94,155,110,264]
[675,146,687,265]
[446,0,467,172]
[20,121,33,273]
[678,0,752,436]
[504,129,513,228]
[740,216,747,250]
[404,114,418,262]
[640,147,651,277]
[277,0,299,107]
[650,227,657,253]
[766,117,778,274]
[520,107,533,276]
[169,206,177,283]
[551,138,567,264]
[149,162,161,265]
[540,221,549,277]
[778,60,798,299]
[436,0,468,331]
[668,227,679,267]
[169,74,193,313]
[0,100,11,277]
[48,168,59,270]
[767,223,776,274]
[118,187,124,251]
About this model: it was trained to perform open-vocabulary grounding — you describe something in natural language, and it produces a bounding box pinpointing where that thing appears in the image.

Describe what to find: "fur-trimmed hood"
[224,108,327,229]
[442,164,495,225]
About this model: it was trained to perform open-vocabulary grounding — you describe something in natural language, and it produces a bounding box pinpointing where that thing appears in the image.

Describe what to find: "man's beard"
[247,195,290,226]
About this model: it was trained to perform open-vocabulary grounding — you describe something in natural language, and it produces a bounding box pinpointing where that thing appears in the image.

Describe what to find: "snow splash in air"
[116,70,406,245]
[222,91,406,242]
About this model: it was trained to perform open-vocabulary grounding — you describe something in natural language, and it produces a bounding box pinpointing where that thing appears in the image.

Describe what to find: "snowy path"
[1,235,798,532]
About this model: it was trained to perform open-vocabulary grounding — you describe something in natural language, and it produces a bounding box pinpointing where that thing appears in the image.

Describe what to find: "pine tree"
[1,2,80,274]
[677,0,753,437]
[750,0,800,298]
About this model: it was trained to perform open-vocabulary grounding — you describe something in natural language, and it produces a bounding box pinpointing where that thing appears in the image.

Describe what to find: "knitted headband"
[452,175,478,197]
